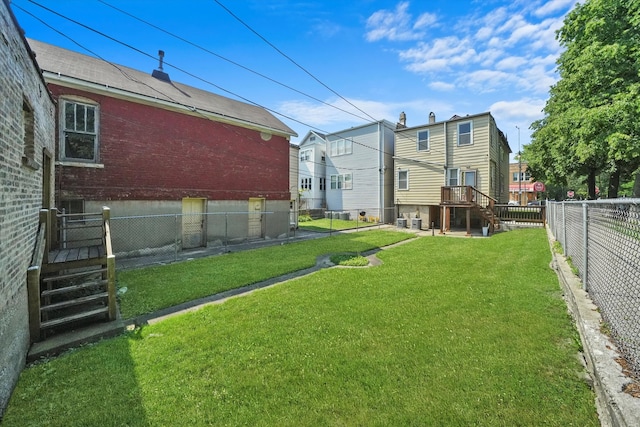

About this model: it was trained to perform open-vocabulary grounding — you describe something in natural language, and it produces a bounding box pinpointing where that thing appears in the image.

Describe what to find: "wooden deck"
[44,245,106,273]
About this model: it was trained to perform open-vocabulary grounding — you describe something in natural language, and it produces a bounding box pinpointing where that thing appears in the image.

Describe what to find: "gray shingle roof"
[27,39,296,137]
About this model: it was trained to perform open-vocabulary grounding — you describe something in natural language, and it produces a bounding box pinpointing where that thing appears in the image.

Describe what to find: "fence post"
[582,203,588,291]
[174,214,179,262]
[225,212,228,248]
[562,203,568,255]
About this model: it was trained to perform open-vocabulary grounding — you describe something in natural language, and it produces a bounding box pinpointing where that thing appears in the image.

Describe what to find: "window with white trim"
[61,99,99,162]
[300,177,312,190]
[447,168,459,186]
[300,150,311,161]
[398,170,409,190]
[330,139,353,156]
[330,173,352,190]
[319,177,326,191]
[417,130,429,151]
[457,121,472,146]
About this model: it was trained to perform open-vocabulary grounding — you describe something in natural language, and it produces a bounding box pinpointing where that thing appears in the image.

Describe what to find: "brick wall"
[49,85,291,203]
[0,1,55,416]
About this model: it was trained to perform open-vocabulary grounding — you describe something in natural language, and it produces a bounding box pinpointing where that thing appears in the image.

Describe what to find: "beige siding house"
[394,112,511,234]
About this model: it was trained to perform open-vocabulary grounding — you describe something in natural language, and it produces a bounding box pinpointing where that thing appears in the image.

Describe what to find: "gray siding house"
[325,120,396,223]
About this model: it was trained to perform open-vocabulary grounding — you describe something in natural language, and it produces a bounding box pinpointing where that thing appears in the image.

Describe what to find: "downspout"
[378,121,384,223]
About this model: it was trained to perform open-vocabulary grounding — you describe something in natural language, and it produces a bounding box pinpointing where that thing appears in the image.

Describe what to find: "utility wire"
[97,0,373,124]
[18,0,448,163]
[212,0,379,123]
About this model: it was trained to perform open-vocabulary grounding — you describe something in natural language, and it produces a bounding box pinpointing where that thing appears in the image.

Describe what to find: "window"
[398,170,409,190]
[513,171,531,182]
[330,173,352,190]
[61,99,99,162]
[447,168,459,186]
[300,178,312,190]
[330,139,353,157]
[310,135,316,141]
[22,98,37,169]
[319,177,326,191]
[300,150,311,161]
[490,161,497,192]
[417,130,429,151]
[457,121,472,146]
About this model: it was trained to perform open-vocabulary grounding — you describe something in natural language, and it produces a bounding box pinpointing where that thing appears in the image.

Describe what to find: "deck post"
[106,255,117,320]
[466,208,471,237]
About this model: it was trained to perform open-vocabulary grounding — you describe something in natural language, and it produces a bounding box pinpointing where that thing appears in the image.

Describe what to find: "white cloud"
[429,81,455,91]
[399,37,477,72]
[490,98,546,122]
[495,56,527,70]
[365,2,435,42]
[534,0,577,18]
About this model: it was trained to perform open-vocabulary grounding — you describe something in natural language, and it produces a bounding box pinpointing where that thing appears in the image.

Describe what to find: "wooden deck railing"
[494,204,546,225]
[441,186,496,210]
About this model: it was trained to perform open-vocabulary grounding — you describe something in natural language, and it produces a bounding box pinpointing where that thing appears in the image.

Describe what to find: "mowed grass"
[298,218,366,232]
[3,229,599,426]
[117,230,414,318]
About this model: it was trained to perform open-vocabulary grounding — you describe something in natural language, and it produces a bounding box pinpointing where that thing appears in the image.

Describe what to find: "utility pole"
[516,125,522,205]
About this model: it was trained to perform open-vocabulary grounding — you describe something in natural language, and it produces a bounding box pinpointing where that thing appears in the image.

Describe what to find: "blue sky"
[12,0,578,156]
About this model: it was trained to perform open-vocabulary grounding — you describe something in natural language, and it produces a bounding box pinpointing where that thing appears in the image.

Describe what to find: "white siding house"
[298,131,327,210]
[325,120,396,223]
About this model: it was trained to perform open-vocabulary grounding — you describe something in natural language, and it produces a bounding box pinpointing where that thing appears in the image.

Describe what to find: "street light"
[516,125,522,205]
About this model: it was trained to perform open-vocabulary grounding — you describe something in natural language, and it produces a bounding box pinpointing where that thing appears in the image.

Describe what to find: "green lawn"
[117,230,414,318]
[298,218,372,232]
[3,229,599,426]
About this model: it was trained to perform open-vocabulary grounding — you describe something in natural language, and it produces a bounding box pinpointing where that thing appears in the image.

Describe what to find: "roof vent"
[151,50,171,82]
[429,112,435,124]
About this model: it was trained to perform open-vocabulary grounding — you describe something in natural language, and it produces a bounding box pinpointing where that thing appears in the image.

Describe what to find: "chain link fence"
[547,199,640,379]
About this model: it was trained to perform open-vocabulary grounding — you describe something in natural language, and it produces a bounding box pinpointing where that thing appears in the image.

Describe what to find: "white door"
[248,198,265,239]
[463,170,477,187]
[182,198,206,249]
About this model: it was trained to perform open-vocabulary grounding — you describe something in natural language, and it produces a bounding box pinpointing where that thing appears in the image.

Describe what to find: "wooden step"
[42,268,107,283]
[40,292,108,312]
[41,307,109,330]
[41,279,108,298]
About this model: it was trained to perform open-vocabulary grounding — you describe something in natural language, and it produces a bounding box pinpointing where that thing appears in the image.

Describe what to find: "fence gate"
[182,198,206,249]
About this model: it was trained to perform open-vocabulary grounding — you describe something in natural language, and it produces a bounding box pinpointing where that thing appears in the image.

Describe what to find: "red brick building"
[28,39,297,244]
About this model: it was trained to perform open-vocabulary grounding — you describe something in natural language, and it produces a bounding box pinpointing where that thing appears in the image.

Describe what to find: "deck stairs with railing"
[27,207,117,342]
[440,186,500,233]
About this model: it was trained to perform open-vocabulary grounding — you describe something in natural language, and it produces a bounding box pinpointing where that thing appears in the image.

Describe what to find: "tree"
[526,0,640,199]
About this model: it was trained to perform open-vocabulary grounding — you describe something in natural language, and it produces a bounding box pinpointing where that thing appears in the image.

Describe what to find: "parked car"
[508,200,520,206]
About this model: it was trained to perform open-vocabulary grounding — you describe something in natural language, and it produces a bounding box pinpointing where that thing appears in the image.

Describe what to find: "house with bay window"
[394,111,511,234]
[27,38,297,248]
[324,120,396,223]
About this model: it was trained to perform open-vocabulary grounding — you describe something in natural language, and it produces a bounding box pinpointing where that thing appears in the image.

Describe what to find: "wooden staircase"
[27,207,117,342]
[440,186,500,235]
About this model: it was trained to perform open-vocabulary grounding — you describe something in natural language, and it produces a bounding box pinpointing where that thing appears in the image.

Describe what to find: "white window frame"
[330,173,352,190]
[457,121,473,146]
[330,139,353,157]
[300,150,311,161]
[417,130,429,151]
[398,170,409,190]
[447,168,460,186]
[60,98,99,162]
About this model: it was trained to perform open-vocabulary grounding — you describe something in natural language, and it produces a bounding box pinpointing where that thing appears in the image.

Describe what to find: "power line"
[17,0,445,165]
[212,0,379,123]
[96,0,373,124]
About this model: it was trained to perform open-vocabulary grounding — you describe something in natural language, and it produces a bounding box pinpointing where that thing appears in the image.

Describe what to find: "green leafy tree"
[526,0,640,198]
